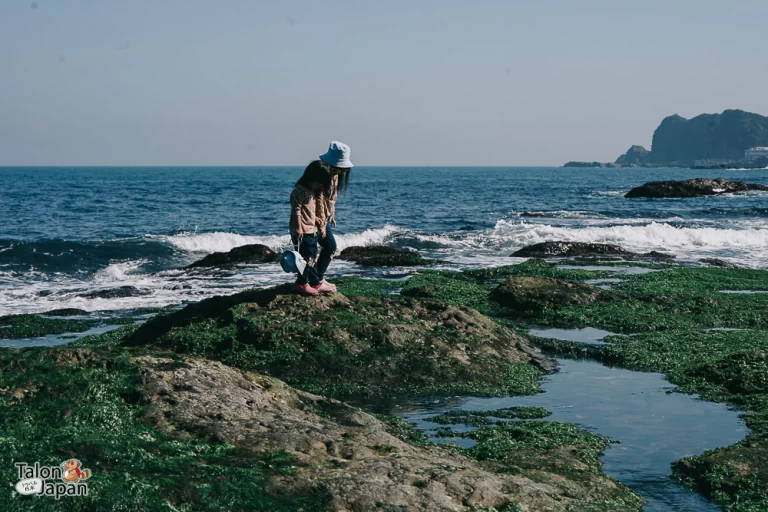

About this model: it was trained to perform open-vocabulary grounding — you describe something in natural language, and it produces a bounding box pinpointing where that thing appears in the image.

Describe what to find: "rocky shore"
[3,248,768,511]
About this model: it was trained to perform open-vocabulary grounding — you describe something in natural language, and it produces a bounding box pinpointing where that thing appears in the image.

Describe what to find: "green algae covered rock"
[125,285,555,397]
[0,345,642,512]
[491,276,604,313]
[0,313,98,339]
[673,437,768,512]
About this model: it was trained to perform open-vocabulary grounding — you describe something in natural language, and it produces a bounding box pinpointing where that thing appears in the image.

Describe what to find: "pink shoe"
[293,283,319,296]
[312,280,337,293]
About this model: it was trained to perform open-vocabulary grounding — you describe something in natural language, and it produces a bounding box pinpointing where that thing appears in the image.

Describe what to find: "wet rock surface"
[80,286,147,299]
[40,308,89,317]
[338,245,437,266]
[185,243,278,269]
[625,178,768,198]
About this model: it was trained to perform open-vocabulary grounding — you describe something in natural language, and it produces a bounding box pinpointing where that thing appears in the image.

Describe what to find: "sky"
[1,0,767,166]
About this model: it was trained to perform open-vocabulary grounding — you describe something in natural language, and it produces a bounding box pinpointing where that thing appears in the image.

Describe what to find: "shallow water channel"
[391,329,748,512]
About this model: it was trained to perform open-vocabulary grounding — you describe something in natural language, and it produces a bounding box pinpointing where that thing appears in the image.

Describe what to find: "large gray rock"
[625,178,768,198]
[136,355,632,511]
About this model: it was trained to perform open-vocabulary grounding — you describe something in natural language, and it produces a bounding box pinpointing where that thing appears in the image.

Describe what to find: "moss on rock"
[491,277,604,314]
[0,313,98,339]
[123,285,554,398]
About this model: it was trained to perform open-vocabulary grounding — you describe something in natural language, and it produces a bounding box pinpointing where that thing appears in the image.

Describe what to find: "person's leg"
[316,225,337,281]
[295,234,320,286]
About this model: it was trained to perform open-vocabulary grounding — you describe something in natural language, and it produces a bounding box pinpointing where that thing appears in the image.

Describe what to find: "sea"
[2,166,768,316]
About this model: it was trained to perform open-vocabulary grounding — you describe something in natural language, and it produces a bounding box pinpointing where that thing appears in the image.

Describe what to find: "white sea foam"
[589,190,625,197]
[0,226,403,316]
[492,220,768,260]
[161,232,290,253]
[159,226,400,255]
[94,260,148,283]
[3,219,768,317]
[334,225,400,251]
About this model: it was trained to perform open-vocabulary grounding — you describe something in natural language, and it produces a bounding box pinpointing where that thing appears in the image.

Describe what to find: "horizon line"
[0,164,569,169]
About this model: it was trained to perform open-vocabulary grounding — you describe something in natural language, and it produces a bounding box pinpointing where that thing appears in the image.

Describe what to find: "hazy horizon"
[2,0,767,167]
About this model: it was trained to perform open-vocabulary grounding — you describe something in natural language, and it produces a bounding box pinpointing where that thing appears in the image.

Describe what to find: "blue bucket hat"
[319,141,354,168]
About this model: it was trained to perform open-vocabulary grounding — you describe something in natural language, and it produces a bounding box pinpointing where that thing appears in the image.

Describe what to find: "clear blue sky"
[1,0,767,166]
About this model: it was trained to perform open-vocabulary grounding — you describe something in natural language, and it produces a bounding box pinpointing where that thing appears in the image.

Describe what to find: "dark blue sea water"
[2,166,767,315]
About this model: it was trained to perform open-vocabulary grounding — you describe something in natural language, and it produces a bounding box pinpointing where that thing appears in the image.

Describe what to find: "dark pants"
[294,225,337,286]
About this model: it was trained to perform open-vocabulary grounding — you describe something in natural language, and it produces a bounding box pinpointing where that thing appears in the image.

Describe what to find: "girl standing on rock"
[289,141,353,296]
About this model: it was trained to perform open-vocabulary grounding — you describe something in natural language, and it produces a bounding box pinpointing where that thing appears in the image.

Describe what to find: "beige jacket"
[289,185,328,238]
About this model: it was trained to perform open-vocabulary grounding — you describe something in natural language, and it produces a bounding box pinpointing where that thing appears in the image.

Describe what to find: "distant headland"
[564,109,768,169]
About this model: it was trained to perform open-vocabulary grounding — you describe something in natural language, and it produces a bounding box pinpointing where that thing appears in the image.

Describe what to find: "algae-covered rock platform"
[3,257,768,511]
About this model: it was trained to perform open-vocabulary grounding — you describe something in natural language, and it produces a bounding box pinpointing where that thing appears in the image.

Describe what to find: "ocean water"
[2,166,768,315]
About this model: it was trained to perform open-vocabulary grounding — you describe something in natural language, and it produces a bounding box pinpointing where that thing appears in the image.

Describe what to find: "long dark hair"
[296,160,333,194]
[334,167,351,195]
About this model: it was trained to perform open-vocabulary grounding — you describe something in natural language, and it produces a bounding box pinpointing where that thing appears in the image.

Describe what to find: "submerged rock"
[625,178,768,198]
[185,243,278,269]
[511,242,631,258]
[137,355,640,511]
[41,308,88,317]
[639,250,676,260]
[338,245,436,266]
[125,284,555,395]
[700,258,742,269]
[80,286,147,299]
[491,276,603,312]
[511,242,676,262]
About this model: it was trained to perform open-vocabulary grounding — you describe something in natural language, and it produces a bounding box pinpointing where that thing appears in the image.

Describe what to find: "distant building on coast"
[745,147,768,160]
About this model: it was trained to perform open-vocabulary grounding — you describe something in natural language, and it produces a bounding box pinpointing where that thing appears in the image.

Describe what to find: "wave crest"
[494,220,768,254]
[161,225,401,254]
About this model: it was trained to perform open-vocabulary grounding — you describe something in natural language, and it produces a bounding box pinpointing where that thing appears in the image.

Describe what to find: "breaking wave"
[491,220,768,260]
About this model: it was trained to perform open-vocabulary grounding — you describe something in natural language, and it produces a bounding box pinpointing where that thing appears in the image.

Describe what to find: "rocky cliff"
[649,110,768,165]
[564,109,768,168]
